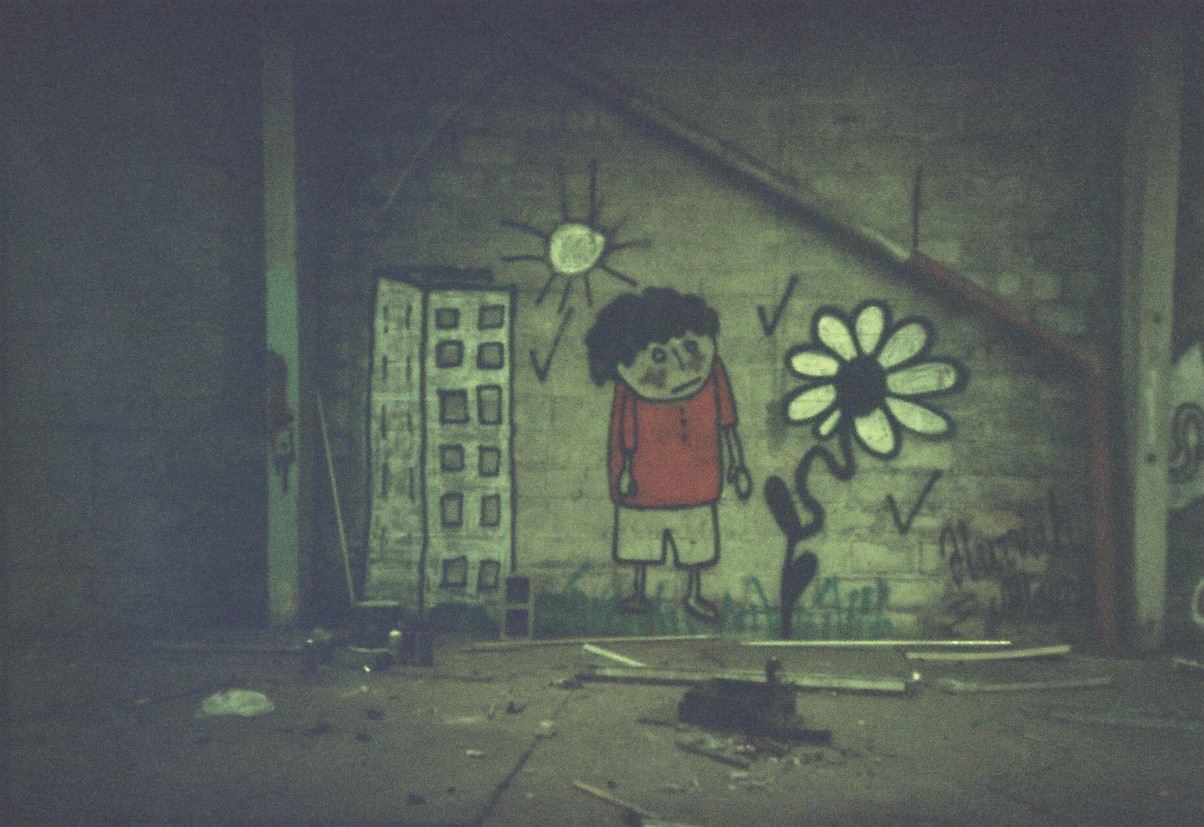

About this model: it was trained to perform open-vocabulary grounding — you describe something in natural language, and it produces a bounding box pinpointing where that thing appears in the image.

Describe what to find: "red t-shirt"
[608,358,738,509]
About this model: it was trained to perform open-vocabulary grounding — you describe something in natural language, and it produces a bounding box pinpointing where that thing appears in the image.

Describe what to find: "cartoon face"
[616,333,716,401]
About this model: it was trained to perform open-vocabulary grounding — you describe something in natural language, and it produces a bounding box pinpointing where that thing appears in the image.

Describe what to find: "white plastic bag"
[196,689,275,717]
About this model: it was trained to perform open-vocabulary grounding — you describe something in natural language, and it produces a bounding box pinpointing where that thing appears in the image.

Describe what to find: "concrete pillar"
[1120,8,1183,650]
[263,13,300,627]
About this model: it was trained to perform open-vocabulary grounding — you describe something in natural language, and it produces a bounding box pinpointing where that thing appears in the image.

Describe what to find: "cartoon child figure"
[586,287,752,622]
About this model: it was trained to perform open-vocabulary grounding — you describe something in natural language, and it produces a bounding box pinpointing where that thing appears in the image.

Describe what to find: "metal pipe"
[528,47,1119,650]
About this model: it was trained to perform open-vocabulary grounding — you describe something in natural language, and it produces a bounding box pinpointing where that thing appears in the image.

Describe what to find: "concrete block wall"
[309,4,1124,641]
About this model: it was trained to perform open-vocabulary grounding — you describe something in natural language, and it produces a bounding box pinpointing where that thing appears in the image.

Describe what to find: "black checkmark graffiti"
[757,273,799,336]
[529,306,574,383]
[886,470,942,534]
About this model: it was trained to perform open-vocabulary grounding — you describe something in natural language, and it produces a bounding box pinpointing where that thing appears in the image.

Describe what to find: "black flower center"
[834,355,886,417]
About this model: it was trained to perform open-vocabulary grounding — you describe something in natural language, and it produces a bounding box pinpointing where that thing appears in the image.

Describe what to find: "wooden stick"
[675,741,751,769]
[582,643,647,667]
[743,639,1012,648]
[463,634,714,652]
[572,781,658,820]
[905,643,1071,662]
[316,391,356,605]
[578,666,910,695]
[935,676,1113,694]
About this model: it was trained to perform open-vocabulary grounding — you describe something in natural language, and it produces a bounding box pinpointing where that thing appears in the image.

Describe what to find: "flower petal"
[855,303,886,356]
[818,408,842,437]
[886,360,962,396]
[817,312,857,361]
[885,396,952,435]
[854,407,898,457]
[877,321,929,369]
[785,383,837,423]
[788,347,842,379]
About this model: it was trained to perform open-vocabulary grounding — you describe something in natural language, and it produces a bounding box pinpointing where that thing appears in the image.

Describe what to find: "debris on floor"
[935,675,1114,693]
[195,689,275,717]
[1046,706,1202,733]
[905,643,1071,662]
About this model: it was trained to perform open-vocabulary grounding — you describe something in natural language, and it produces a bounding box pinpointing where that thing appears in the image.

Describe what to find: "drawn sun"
[502,159,646,313]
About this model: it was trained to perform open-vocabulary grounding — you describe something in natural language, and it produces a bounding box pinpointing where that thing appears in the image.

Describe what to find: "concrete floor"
[5,633,1202,827]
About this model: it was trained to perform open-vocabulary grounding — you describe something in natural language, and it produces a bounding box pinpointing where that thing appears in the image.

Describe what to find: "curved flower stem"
[793,429,856,543]
[765,430,857,639]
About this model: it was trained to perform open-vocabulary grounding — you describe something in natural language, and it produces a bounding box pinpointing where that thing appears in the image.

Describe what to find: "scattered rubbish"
[660,777,700,794]
[582,643,648,667]
[536,720,557,738]
[936,675,1113,693]
[904,643,1071,662]
[355,732,373,742]
[578,666,909,695]
[676,740,751,769]
[364,708,384,720]
[572,780,658,821]
[506,700,528,714]
[465,749,485,758]
[676,659,832,744]
[742,639,1012,648]
[301,628,335,669]
[306,721,333,736]
[196,690,275,717]
[406,793,425,806]
[1172,656,1204,673]
[551,676,583,690]
[463,634,713,653]
[441,715,487,726]
[1047,706,1201,733]
[637,716,682,729]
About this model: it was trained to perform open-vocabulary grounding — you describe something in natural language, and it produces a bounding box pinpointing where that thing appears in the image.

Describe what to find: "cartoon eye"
[651,347,668,364]
[682,338,701,357]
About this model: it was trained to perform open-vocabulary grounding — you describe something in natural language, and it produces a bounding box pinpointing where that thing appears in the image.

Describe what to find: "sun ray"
[501,219,549,240]
[500,254,547,264]
[558,277,575,314]
[535,269,558,306]
[607,239,650,254]
[583,272,594,306]
[599,263,638,287]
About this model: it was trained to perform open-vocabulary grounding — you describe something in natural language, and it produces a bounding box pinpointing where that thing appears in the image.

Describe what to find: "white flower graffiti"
[783,300,965,459]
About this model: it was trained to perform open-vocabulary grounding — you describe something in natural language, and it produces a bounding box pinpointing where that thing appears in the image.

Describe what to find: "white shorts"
[612,504,719,568]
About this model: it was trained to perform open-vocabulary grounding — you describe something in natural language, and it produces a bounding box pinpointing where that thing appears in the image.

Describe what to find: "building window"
[439,444,465,472]
[479,446,501,477]
[477,560,501,593]
[435,340,464,368]
[435,307,460,329]
[480,494,502,527]
[440,493,463,527]
[440,555,468,588]
[478,304,505,330]
[477,385,502,425]
[438,390,470,424]
[477,342,505,370]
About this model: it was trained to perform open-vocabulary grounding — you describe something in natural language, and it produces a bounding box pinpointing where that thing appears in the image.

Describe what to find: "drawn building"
[365,269,516,613]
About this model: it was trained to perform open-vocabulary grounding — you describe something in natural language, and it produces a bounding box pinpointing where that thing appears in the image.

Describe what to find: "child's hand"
[729,465,753,501]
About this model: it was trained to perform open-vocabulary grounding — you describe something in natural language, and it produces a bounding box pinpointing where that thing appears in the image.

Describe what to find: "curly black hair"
[585,287,720,386]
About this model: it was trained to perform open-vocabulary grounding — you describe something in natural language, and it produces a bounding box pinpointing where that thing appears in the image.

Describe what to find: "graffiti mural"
[936,490,1080,632]
[502,159,646,315]
[585,287,753,623]
[768,300,967,638]
[1169,342,1204,512]
[1168,342,1204,644]
[534,563,894,639]
[364,271,516,611]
